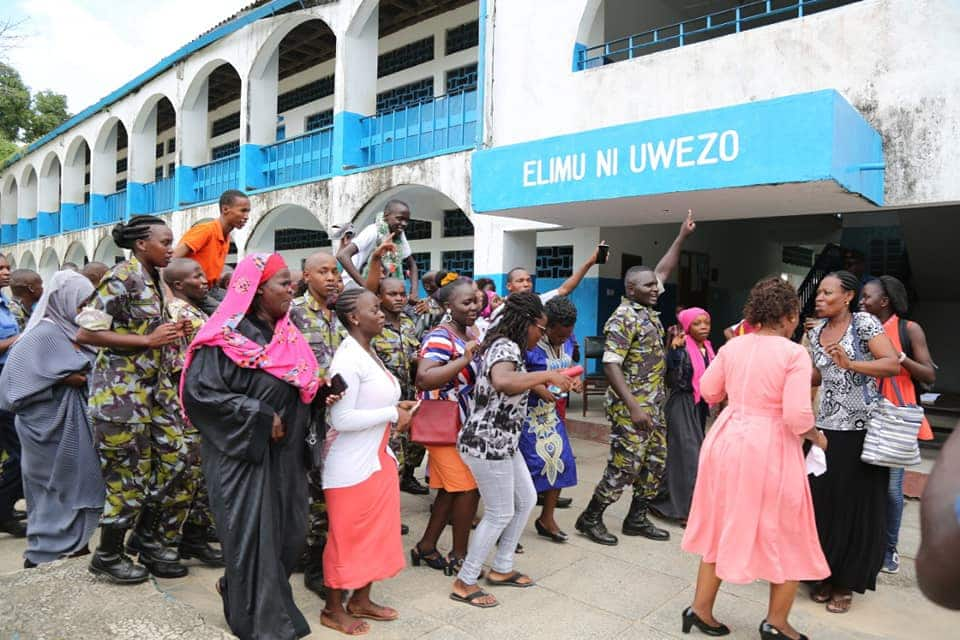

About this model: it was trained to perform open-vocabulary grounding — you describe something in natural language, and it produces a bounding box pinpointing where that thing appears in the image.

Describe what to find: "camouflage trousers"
[306,472,327,551]
[592,413,667,507]
[389,430,426,478]
[155,426,216,545]
[94,414,187,527]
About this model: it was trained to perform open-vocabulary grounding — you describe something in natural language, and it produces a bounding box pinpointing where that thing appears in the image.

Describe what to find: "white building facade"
[1,0,958,390]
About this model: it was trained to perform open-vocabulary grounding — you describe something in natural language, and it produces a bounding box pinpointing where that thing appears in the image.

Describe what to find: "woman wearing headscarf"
[0,270,103,567]
[181,253,321,640]
[650,307,715,524]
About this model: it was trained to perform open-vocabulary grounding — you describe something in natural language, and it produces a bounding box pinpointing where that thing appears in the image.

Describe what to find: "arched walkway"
[64,241,89,267]
[1,176,19,241]
[246,204,330,269]
[39,247,60,280]
[94,235,125,264]
[130,95,177,214]
[19,250,37,272]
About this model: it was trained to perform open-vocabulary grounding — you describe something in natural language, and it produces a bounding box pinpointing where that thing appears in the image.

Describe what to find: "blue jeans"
[886,467,905,552]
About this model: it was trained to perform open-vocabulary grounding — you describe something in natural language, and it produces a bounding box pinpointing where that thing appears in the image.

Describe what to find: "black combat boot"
[128,505,188,578]
[179,522,224,567]
[622,495,670,540]
[126,504,163,556]
[400,469,429,495]
[89,525,150,584]
[575,497,619,546]
[303,544,327,598]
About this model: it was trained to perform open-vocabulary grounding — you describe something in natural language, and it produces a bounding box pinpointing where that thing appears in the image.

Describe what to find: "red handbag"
[410,399,461,446]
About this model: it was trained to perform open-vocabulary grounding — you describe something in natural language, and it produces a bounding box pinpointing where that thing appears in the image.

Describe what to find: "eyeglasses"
[534,323,548,333]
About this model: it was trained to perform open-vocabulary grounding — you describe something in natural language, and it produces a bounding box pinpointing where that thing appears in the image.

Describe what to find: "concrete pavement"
[1,436,956,639]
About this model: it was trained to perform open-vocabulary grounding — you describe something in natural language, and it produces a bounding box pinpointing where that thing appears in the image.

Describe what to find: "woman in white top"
[321,288,417,636]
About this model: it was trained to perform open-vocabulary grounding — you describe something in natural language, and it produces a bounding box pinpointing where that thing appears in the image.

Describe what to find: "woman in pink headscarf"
[650,307,715,524]
[181,253,321,640]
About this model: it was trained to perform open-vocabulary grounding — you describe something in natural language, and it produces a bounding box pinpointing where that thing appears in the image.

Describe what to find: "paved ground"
[1,435,956,639]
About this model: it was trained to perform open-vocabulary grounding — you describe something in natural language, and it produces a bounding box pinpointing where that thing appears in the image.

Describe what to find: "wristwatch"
[898,351,907,364]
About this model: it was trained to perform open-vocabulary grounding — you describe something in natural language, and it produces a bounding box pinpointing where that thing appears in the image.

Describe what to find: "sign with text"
[471,90,883,212]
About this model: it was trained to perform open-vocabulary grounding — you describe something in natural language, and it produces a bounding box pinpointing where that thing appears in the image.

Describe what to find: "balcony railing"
[359,88,478,166]
[577,0,862,70]
[144,176,176,213]
[17,218,37,240]
[62,202,90,232]
[38,211,60,237]
[93,190,127,226]
[194,155,239,203]
[1,224,16,245]
[263,127,334,188]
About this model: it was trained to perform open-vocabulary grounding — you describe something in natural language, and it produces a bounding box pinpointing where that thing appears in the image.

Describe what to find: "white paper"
[806,445,827,477]
[920,393,941,404]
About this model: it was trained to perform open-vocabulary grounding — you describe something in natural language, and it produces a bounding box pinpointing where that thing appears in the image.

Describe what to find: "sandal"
[410,544,447,571]
[826,592,853,614]
[346,603,399,621]
[486,570,535,588]
[449,588,499,608]
[321,610,370,636]
[811,582,832,603]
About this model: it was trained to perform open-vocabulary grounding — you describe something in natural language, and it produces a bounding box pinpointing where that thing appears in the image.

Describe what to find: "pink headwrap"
[480,289,496,318]
[678,307,716,406]
[180,253,321,407]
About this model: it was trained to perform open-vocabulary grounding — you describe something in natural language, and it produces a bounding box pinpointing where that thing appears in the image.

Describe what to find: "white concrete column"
[246,49,279,147]
[91,126,118,195]
[38,162,61,212]
[129,106,158,184]
[180,80,209,168]
[62,148,86,205]
[20,172,38,220]
[332,3,378,170]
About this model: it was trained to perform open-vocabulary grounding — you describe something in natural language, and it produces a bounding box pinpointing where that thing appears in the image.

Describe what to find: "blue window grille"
[62,202,90,231]
[376,78,434,113]
[38,212,60,237]
[405,219,432,241]
[536,246,574,279]
[442,209,473,238]
[17,218,37,240]
[193,155,239,203]
[276,125,286,141]
[446,20,479,55]
[102,190,127,225]
[211,140,240,160]
[306,110,334,132]
[211,112,241,137]
[1,224,17,244]
[278,76,334,113]
[378,37,434,78]
[144,177,175,214]
[577,0,862,70]
[262,127,334,188]
[274,228,332,251]
[446,64,478,94]
[360,88,478,166]
[442,250,473,279]
[412,252,431,276]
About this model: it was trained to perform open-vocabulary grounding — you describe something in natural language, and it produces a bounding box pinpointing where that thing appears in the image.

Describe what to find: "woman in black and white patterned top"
[807,271,900,614]
[450,292,573,609]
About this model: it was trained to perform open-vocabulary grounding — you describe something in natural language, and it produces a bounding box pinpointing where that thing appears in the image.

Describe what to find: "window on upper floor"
[378,36,434,78]
[446,63,478,94]
[211,140,240,160]
[277,76,335,113]
[211,113,240,138]
[306,110,334,131]
[376,78,434,113]
[446,19,479,55]
[167,138,176,154]
[156,142,164,158]
[405,219,432,241]
[116,158,127,173]
[115,179,127,191]
[274,228,332,250]
[155,166,164,181]
[442,209,473,238]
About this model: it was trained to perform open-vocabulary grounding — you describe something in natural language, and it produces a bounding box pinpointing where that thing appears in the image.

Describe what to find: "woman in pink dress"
[681,278,829,640]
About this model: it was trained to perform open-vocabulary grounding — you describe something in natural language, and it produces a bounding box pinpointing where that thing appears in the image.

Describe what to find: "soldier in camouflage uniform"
[576,213,696,546]
[76,216,185,584]
[153,258,223,567]
[289,252,346,597]
[9,269,43,331]
[372,278,428,495]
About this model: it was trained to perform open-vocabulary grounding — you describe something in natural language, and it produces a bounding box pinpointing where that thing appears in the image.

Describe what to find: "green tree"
[0,62,31,142]
[27,90,69,140]
[0,135,17,163]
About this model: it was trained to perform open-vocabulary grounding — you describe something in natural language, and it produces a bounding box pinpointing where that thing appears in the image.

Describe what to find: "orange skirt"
[323,427,406,589]
[426,445,476,492]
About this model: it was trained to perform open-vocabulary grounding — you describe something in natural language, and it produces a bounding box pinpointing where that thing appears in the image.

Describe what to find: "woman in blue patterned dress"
[519,296,582,542]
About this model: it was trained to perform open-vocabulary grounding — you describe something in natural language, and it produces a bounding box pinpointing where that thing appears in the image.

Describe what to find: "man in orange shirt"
[173,190,250,287]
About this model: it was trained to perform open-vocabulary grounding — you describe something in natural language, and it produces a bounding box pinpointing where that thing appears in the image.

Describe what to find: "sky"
[3,0,250,114]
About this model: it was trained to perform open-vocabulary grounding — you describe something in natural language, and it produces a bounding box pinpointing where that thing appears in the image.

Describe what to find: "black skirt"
[650,392,707,520]
[809,429,888,593]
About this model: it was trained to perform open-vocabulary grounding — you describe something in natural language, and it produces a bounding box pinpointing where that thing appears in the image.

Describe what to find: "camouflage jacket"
[371,313,419,401]
[77,256,168,424]
[602,297,666,418]
[9,299,30,332]
[290,290,345,380]
[163,297,209,378]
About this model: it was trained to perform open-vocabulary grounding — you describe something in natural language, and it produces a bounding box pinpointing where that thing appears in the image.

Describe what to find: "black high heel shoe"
[410,544,447,571]
[759,620,808,640]
[682,607,731,636]
[535,519,568,543]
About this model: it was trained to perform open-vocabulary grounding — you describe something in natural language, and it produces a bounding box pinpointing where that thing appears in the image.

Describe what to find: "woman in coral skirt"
[680,278,829,640]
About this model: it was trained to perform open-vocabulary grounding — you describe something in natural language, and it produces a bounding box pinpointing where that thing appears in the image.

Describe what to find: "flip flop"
[449,589,499,608]
[320,610,370,636]
[826,593,852,614]
[346,604,399,621]
[486,571,535,588]
[810,583,832,603]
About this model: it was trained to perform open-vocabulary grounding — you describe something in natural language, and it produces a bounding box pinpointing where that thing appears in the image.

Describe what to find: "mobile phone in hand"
[596,244,610,265]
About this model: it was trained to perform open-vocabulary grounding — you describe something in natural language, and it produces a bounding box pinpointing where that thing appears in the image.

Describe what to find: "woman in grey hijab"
[0,270,105,567]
